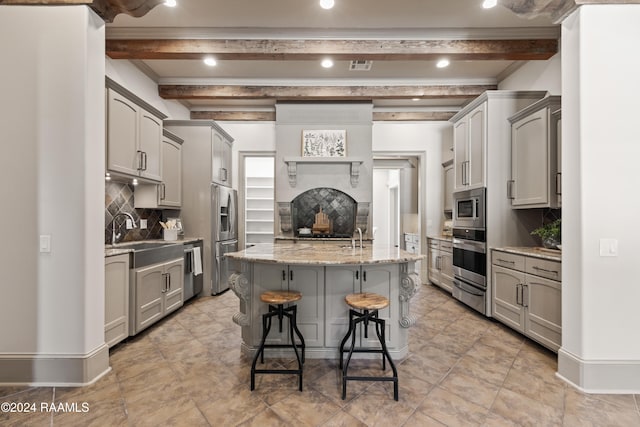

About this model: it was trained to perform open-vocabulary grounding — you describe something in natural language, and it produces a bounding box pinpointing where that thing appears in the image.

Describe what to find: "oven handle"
[453,279,485,297]
[453,239,486,254]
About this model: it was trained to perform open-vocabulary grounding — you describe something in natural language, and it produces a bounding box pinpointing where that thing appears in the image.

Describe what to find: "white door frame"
[238,151,276,250]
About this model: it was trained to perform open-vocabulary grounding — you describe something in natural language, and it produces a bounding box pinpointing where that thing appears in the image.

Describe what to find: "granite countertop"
[105,237,203,257]
[226,243,425,265]
[427,235,453,242]
[492,246,562,262]
[274,235,374,242]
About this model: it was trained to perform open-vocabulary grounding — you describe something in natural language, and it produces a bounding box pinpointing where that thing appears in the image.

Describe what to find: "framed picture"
[302,129,346,157]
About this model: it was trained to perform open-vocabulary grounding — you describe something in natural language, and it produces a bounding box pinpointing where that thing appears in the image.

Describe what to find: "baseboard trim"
[557,347,640,393]
[0,344,110,386]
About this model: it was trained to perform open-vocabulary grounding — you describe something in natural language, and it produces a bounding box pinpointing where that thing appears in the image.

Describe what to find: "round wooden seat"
[260,290,302,305]
[345,292,389,311]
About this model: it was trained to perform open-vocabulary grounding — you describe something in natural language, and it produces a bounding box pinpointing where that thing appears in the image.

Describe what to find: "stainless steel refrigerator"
[211,183,238,294]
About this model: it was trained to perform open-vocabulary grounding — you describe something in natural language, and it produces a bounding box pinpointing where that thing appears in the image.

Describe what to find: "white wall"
[558,5,640,392]
[0,6,107,369]
[373,122,449,238]
[499,53,561,95]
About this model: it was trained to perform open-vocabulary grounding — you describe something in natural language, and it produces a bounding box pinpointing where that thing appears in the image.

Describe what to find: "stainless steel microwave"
[453,188,486,229]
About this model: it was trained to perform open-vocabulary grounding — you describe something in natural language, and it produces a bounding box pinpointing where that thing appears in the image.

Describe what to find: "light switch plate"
[126,219,133,229]
[140,219,148,229]
[599,238,618,257]
[39,235,51,253]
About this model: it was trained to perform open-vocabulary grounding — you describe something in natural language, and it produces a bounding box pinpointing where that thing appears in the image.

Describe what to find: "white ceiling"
[106,0,559,111]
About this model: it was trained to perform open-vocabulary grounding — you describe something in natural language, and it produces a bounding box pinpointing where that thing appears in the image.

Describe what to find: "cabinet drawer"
[439,240,453,252]
[526,257,561,281]
[492,251,525,272]
[427,239,439,250]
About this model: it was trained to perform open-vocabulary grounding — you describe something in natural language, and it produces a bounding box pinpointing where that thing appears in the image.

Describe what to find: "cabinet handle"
[355,270,359,280]
[363,271,367,282]
[461,161,467,186]
[142,151,148,171]
[464,161,470,185]
[161,273,168,293]
[282,270,286,281]
[290,270,293,281]
[507,180,515,200]
[532,266,559,276]
[221,168,228,182]
[523,284,528,308]
[516,283,522,305]
[137,150,144,171]
[159,183,166,200]
[497,258,515,265]
[168,274,171,291]
[556,172,562,195]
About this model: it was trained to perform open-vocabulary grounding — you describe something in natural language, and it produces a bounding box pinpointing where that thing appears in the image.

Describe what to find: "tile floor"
[2,284,639,426]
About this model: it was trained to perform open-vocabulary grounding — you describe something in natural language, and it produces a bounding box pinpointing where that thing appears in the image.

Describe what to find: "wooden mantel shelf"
[283,157,366,187]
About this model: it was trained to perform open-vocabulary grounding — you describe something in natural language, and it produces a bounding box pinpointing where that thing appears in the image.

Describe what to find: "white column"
[558,4,640,393]
[0,6,108,385]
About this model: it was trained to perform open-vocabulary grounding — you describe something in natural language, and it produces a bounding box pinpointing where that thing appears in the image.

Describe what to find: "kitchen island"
[226,243,424,359]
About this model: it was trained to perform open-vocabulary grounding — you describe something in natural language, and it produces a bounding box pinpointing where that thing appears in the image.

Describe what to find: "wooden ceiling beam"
[190,111,276,121]
[159,84,497,101]
[106,38,558,61]
[372,111,456,121]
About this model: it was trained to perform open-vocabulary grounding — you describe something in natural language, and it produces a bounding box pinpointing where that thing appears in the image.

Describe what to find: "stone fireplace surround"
[278,187,370,238]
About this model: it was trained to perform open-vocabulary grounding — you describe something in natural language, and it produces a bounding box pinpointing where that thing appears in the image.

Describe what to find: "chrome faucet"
[111,212,136,245]
[356,227,363,249]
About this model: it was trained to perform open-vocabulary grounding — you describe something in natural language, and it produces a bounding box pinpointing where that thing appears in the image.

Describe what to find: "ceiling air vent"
[349,60,373,71]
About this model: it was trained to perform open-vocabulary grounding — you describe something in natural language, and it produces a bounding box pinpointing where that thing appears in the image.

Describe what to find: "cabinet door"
[211,129,229,185]
[134,264,165,333]
[288,265,325,347]
[361,264,399,348]
[439,250,454,293]
[511,108,549,206]
[164,259,184,315]
[107,89,139,176]
[105,254,129,347]
[138,109,163,182]
[221,137,232,187]
[492,265,525,332]
[427,243,441,286]
[443,165,454,212]
[525,275,561,351]
[467,102,486,189]
[325,266,358,347]
[453,119,468,191]
[160,139,182,207]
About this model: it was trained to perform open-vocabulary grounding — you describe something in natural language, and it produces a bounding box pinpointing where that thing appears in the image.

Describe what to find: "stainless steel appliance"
[452,227,487,315]
[451,187,488,315]
[212,184,238,294]
[183,241,204,301]
[453,188,485,229]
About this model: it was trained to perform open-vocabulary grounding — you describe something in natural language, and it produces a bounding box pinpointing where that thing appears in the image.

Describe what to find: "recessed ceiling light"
[321,58,334,68]
[320,0,335,9]
[436,59,450,68]
[164,0,177,7]
[482,0,497,8]
[203,57,217,67]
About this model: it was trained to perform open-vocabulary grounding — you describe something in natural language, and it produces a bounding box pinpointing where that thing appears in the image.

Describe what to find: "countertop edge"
[105,237,203,257]
[492,246,562,262]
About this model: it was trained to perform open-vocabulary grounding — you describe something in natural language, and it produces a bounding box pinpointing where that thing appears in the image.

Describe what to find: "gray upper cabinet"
[212,128,233,187]
[453,101,486,192]
[135,130,183,209]
[508,96,561,208]
[443,160,454,212]
[106,78,167,182]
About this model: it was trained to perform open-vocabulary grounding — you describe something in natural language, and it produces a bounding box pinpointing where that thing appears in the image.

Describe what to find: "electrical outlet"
[140,219,148,229]
[126,219,133,229]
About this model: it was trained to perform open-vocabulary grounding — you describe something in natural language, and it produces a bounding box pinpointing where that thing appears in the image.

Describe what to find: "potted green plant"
[531,218,561,249]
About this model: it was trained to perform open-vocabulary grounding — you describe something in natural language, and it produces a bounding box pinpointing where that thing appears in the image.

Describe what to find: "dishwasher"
[183,241,203,301]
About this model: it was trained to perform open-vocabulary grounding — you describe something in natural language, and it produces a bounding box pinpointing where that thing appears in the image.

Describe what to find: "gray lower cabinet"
[130,258,184,335]
[427,238,453,293]
[104,254,129,348]
[250,264,325,348]
[492,250,562,352]
[325,264,399,350]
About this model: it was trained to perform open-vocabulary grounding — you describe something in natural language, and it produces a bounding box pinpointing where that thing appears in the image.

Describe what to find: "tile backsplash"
[105,182,164,244]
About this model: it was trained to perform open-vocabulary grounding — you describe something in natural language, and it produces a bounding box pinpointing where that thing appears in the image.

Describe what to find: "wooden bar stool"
[339,292,399,401]
[251,290,305,391]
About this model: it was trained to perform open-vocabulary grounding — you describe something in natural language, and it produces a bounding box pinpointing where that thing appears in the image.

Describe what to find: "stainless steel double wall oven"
[451,188,488,315]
